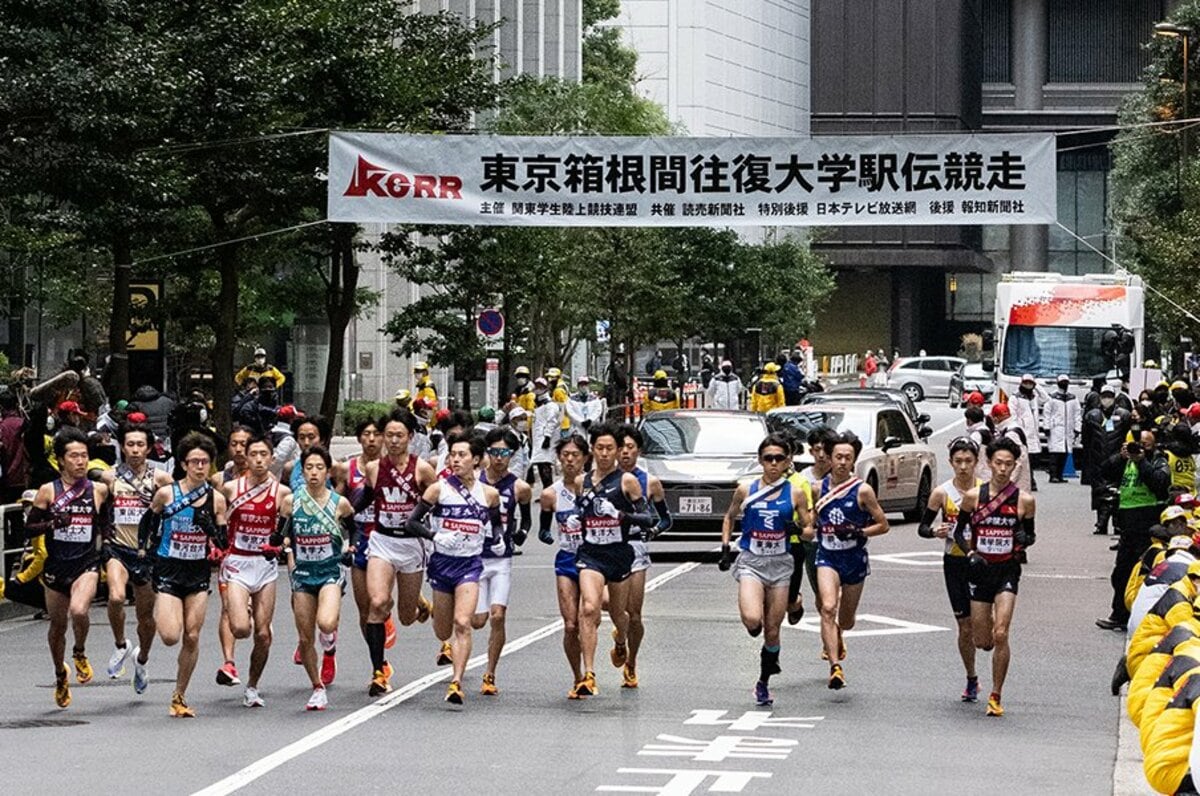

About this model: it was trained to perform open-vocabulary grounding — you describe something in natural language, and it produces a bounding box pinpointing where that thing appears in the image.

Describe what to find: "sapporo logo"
[343,155,463,199]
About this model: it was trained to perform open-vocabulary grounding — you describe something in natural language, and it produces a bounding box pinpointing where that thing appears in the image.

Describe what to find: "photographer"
[1096,429,1170,631]
[1083,385,1132,535]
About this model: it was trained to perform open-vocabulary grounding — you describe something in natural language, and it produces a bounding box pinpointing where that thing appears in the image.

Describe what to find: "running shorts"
[42,555,101,595]
[814,546,870,586]
[575,542,634,584]
[630,540,652,574]
[732,550,794,588]
[367,532,429,575]
[554,549,579,581]
[219,553,279,594]
[967,557,1021,603]
[942,554,971,619]
[427,552,483,594]
[104,543,153,587]
[352,528,371,571]
[153,558,211,598]
[476,556,513,610]
[291,569,345,598]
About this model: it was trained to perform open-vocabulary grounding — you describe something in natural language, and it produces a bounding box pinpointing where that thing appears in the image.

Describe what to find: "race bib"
[54,514,93,544]
[113,495,147,527]
[378,506,414,528]
[975,529,1013,556]
[434,517,482,555]
[295,534,334,562]
[749,529,785,556]
[168,527,208,560]
[585,516,622,545]
[557,512,582,552]
[234,529,269,552]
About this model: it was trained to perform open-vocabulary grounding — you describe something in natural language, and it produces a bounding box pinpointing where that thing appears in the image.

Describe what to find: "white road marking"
[870,551,944,566]
[927,417,965,438]
[786,613,948,637]
[193,559,704,796]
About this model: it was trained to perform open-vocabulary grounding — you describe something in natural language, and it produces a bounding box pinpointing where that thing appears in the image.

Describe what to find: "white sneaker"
[132,648,149,695]
[107,642,131,679]
[306,686,328,711]
[243,686,265,708]
[318,630,338,653]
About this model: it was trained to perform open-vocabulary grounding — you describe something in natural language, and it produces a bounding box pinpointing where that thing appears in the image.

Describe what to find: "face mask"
[254,357,266,367]
[1020,385,1033,395]
[655,380,668,389]
[1141,400,1153,407]
[516,377,528,386]
[1058,382,1069,391]
[260,391,277,407]
[721,366,732,375]
[1101,397,1115,410]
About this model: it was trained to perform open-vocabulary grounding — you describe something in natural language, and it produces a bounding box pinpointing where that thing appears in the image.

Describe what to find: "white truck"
[991,272,1145,402]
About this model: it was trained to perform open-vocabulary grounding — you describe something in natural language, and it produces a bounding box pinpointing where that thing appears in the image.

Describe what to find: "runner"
[218,436,293,708]
[358,408,437,696]
[406,433,504,704]
[472,427,533,695]
[538,434,589,697]
[719,433,808,706]
[813,431,889,690]
[212,425,253,488]
[573,423,658,697]
[282,445,353,711]
[288,415,332,491]
[611,423,672,689]
[24,427,111,708]
[99,422,172,693]
[952,435,1036,717]
[787,427,835,624]
[918,436,984,702]
[138,432,229,717]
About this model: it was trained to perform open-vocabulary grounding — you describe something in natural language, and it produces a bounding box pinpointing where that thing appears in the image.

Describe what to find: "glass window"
[641,415,766,456]
[882,410,915,444]
[1001,325,1112,378]
[1048,0,1166,83]
[765,409,874,446]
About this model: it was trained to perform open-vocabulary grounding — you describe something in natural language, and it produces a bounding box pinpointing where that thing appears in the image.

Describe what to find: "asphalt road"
[0,401,1135,795]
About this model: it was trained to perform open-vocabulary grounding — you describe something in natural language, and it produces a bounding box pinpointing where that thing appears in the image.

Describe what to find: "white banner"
[328,132,1056,227]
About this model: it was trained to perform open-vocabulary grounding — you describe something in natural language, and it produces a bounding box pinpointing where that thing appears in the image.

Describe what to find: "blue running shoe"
[754,680,773,707]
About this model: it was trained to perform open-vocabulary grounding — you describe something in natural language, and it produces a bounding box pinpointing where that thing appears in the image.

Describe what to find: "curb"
[1114,687,1155,796]
[0,600,36,622]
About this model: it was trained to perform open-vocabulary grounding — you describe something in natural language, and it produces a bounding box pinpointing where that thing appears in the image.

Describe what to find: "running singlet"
[156,484,209,561]
[227,476,279,555]
[970,483,1020,563]
[816,476,870,552]
[940,478,981,557]
[111,465,156,549]
[47,479,99,562]
[431,475,490,557]
[738,478,793,556]
[481,470,517,559]
[552,479,582,553]
[581,470,633,546]
[374,455,421,536]
[347,457,376,533]
[291,490,344,574]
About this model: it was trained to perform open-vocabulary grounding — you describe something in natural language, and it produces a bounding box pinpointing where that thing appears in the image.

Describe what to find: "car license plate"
[679,497,712,515]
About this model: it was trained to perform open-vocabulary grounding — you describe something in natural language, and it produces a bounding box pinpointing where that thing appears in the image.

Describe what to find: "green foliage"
[342,400,392,434]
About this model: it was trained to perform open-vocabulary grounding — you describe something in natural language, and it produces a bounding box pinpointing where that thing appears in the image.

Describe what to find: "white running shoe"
[132,648,149,695]
[107,642,131,679]
[318,630,338,653]
[243,686,265,708]
[306,686,328,711]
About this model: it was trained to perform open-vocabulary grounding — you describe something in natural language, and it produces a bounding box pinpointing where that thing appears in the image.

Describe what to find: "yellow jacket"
[1126,542,1169,611]
[1143,670,1200,794]
[787,473,814,543]
[1129,623,1200,730]
[749,378,785,414]
[643,387,680,415]
[552,382,571,429]
[514,387,536,415]
[0,535,48,601]
[1128,580,1198,678]
[234,363,286,388]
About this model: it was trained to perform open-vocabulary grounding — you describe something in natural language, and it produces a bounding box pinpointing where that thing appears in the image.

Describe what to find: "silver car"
[638,410,768,537]
[884,356,967,402]
[766,402,937,520]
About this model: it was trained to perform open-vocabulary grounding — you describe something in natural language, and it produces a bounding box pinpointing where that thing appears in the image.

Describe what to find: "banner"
[328,132,1057,227]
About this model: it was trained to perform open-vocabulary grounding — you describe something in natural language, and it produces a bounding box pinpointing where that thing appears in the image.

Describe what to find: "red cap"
[1188,403,1200,422]
[412,398,429,411]
[126,411,148,424]
[990,403,1010,421]
[57,400,81,414]
[435,408,451,424]
[277,404,301,421]
[966,391,986,406]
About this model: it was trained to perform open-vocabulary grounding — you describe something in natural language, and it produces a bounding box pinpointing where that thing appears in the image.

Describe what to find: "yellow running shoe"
[445,680,464,704]
[436,641,453,666]
[610,628,627,668]
[567,680,583,700]
[828,664,846,690]
[480,673,498,696]
[368,668,392,697]
[73,651,93,685]
[575,671,597,697]
[416,595,432,624]
[621,664,639,689]
[986,693,1004,717]
[54,663,71,708]
[169,691,196,718]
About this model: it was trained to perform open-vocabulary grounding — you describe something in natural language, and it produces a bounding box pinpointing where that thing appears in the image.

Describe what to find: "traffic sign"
[477,309,504,338]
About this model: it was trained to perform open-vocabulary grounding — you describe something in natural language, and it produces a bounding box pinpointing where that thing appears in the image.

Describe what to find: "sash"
[297,489,341,539]
[741,480,786,513]
[971,481,1018,527]
[815,477,862,516]
[164,482,212,519]
[51,479,89,514]
[446,475,487,516]
[229,476,276,515]
[115,464,156,504]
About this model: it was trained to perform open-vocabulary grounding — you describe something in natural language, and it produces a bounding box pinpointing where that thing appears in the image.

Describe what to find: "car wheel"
[866,472,878,497]
[901,382,924,402]
[903,470,932,522]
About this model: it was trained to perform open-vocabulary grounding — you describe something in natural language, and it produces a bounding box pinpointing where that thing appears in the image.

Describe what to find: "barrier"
[2,503,24,582]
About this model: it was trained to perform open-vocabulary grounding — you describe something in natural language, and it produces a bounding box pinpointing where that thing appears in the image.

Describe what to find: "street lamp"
[948,274,958,320]
[1155,22,1192,163]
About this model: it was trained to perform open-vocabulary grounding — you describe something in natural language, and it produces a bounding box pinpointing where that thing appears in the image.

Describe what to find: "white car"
[884,356,967,402]
[766,402,938,521]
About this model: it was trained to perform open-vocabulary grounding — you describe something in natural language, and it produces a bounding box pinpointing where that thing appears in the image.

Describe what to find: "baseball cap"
[394,388,411,402]
[1163,505,1190,524]
[990,403,1010,421]
[1188,404,1200,422]
[1169,534,1194,550]
[966,391,985,406]
[277,405,300,421]
[508,406,528,420]
[126,411,148,424]
[1172,381,1190,392]
[57,400,81,414]
[1057,374,1069,383]
[1100,385,1116,396]
[534,377,548,387]
[412,397,429,412]
[254,347,267,357]
[1020,374,1035,383]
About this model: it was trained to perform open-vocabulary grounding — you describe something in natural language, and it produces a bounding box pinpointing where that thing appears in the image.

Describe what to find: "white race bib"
[168,528,208,560]
[295,536,333,562]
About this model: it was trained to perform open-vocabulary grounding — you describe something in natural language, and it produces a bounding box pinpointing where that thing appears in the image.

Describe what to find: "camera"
[1126,441,1142,456]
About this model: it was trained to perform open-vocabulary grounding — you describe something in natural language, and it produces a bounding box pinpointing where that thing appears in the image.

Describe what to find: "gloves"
[834,527,858,541]
[207,542,227,565]
[538,526,554,545]
[513,528,528,547]
[541,437,551,450]
[261,543,284,562]
[967,551,987,568]
[490,538,507,557]
[718,543,733,571]
[593,498,619,519]
[340,550,355,567]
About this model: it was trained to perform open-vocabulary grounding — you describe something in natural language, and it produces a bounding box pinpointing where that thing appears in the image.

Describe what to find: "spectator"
[964,404,993,481]
[1044,374,1081,483]
[268,404,301,478]
[1083,377,1106,414]
[1010,374,1047,490]
[130,384,174,449]
[782,351,805,406]
[0,385,29,502]
[1084,385,1133,535]
[699,349,715,389]
[706,360,742,410]
[990,403,1031,492]
[234,346,286,389]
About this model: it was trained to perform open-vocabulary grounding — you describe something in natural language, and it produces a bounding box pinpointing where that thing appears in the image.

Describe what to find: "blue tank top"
[581,469,633,545]
[816,476,870,551]
[157,483,209,561]
[481,470,517,558]
[738,478,793,556]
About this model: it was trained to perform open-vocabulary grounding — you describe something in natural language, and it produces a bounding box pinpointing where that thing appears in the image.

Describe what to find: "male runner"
[786,427,835,625]
[813,431,889,689]
[358,409,437,695]
[611,424,672,688]
[720,433,808,706]
[99,422,172,693]
[538,434,589,697]
[212,425,252,488]
[139,432,229,717]
[919,436,984,702]
[25,427,111,708]
[218,436,293,707]
[472,427,533,695]
[406,433,504,704]
[952,435,1036,717]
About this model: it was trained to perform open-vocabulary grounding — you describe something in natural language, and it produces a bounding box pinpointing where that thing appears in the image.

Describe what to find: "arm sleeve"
[538,509,555,544]
[350,484,375,514]
[518,501,532,533]
[917,507,939,539]
[951,510,972,553]
[653,499,672,532]
[488,504,504,543]
[137,509,162,551]
[404,499,435,539]
[23,506,56,539]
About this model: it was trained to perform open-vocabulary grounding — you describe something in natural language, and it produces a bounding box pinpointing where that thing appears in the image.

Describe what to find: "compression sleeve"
[519,501,533,533]
[488,504,504,543]
[538,510,555,544]
[270,515,292,548]
[952,510,972,553]
[23,506,55,539]
[653,499,673,532]
[137,509,161,551]
[917,507,939,539]
[404,499,435,540]
[1019,516,1036,548]
[350,484,375,514]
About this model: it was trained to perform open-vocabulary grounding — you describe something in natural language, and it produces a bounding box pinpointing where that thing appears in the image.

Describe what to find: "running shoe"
[445,680,464,705]
[107,642,132,679]
[480,673,498,696]
[787,602,805,626]
[243,686,265,708]
[416,595,432,624]
[369,668,392,697]
[828,664,846,690]
[73,651,93,685]
[754,680,773,707]
[216,661,241,687]
[575,671,597,697]
[621,665,639,689]
[384,616,397,649]
[610,628,627,668]
[132,648,149,695]
[306,686,328,712]
[54,663,71,709]
[319,630,338,652]
[986,693,1004,717]
[169,691,195,718]
[320,649,337,687]
[962,677,980,703]
[293,645,303,666]
[567,681,583,700]
[436,641,453,666]
[382,660,394,681]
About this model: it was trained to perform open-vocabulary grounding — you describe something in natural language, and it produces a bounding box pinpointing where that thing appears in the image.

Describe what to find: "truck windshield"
[1002,325,1113,378]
